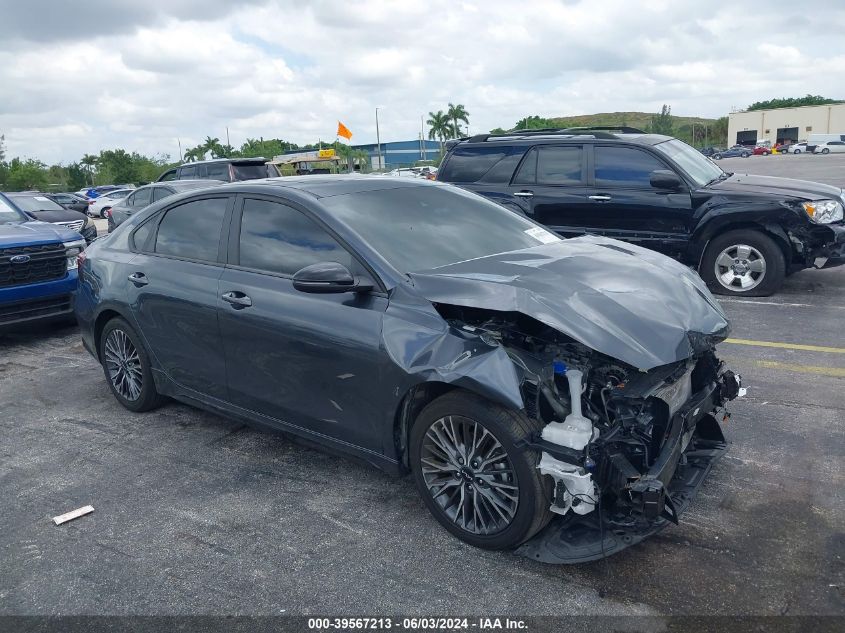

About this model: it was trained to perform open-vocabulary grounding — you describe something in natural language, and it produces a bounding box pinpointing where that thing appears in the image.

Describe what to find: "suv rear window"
[439,146,523,183]
[206,163,231,180]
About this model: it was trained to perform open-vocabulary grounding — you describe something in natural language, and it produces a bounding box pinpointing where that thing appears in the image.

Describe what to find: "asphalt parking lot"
[1,159,843,618]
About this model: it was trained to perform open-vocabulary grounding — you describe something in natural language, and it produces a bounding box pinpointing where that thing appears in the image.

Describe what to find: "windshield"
[7,194,66,213]
[0,196,28,223]
[654,138,724,187]
[321,184,561,273]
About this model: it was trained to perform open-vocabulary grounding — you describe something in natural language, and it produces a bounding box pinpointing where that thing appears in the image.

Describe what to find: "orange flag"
[337,121,353,140]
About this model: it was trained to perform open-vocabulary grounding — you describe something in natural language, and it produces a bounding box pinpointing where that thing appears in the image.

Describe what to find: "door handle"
[221,291,252,308]
[588,195,612,202]
[513,191,534,198]
[127,272,148,286]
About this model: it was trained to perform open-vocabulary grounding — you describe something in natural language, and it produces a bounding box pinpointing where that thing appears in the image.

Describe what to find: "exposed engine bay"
[436,305,745,563]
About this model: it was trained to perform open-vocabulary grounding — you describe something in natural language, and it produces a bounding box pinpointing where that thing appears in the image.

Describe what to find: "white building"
[727,103,845,146]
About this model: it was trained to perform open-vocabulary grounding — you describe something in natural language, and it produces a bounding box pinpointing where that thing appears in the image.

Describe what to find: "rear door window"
[132,187,152,209]
[205,162,231,180]
[513,148,538,184]
[151,187,173,202]
[179,165,197,179]
[537,146,584,185]
[154,197,228,262]
[594,146,669,188]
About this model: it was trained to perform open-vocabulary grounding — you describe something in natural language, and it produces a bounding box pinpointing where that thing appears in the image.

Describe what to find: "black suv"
[157,158,280,183]
[438,127,845,296]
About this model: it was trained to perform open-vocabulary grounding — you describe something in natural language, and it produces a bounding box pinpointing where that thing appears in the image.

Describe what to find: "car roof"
[215,175,439,199]
[138,179,225,191]
[450,129,673,148]
[180,158,268,166]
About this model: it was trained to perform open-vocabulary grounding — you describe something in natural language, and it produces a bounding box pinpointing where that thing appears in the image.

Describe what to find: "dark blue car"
[711,146,751,159]
[0,192,86,328]
[75,176,743,562]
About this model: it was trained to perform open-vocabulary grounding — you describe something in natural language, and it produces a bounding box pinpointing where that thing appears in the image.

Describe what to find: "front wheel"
[712,154,722,160]
[741,152,750,158]
[821,148,830,154]
[794,149,801,154]
[410,391,552,550]
[700,229,786,296]
[100,207,110,219]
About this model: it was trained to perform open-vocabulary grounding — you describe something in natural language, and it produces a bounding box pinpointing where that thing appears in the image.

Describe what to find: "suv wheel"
[410,391,552,550]
[700,229,785,297]
[100,317,166,412]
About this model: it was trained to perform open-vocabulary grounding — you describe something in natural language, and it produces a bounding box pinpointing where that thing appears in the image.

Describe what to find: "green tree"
[648,104,674,135]
[711,116,729,146]
[202,136,224,158]
[747,94,842,111]
[0,134,5,162]
[513,115,553,130]
[97,149,137,184]
[6,158,49,191]
[447,103,470,137]
[64,162,89,190]
[427,110,452,153]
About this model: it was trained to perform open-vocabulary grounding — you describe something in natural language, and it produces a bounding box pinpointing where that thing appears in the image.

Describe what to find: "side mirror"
[650,169,683,191]
[292,261,372,294]
[25,212,38,220]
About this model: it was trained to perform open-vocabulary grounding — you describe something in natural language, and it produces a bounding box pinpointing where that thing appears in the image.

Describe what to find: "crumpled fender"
[381,286,524,411]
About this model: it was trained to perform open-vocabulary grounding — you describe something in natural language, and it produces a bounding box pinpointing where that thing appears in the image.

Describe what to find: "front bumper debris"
[516,374,734,564]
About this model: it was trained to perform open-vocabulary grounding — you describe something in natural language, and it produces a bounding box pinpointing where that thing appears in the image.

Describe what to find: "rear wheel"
[712,153,722,160]
[741,152,750,158]
[410,391,552,550]
[794,149,801,154]
[99,317,166,412]
[100,207,110,219]
[700,229,786,296]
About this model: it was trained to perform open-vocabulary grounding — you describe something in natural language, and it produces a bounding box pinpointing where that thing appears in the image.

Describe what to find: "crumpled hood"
[408,235,729,370]
[709,173,843,200]
[0,221,80,247]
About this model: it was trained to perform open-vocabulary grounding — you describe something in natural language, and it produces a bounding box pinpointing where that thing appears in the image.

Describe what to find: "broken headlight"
[802,199,844,224]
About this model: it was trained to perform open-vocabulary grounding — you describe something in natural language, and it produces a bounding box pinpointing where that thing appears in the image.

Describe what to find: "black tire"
[100,207,110,219]
[712,154,722,160]
[821,148,830,154]
[794,149,801,154]
[763,150,770,156]
[409,390,552,550]
[700,229,786,297]
[99,317,166,412]
[741,152,750,158]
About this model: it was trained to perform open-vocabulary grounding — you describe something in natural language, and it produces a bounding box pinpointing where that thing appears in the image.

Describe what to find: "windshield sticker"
[524,226,561,244]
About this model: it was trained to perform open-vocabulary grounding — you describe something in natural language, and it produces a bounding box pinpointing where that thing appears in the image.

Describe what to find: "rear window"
[439,146,523,183]
[232,164,272,181]
[205,163,231,180]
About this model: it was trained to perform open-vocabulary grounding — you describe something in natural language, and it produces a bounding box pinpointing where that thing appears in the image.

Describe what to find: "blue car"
[1,192,86,328]
[711,146,751,159]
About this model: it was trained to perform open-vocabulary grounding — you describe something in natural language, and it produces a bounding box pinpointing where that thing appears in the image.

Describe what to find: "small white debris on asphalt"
[52,505,94,526]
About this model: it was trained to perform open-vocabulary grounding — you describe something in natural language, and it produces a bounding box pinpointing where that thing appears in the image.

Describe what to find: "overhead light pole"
[375,107,383,170]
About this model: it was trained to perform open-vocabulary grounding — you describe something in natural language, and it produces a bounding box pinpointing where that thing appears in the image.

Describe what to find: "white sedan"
[87,188,133,217]
[813,141,845,155]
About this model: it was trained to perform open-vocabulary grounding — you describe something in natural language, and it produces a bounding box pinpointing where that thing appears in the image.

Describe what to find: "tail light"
[88,200,95,204]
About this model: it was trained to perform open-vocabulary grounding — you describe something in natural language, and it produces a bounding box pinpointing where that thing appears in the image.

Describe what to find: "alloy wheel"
[104,328,143,401]
[714,243,767,292]
[420,415,519,535]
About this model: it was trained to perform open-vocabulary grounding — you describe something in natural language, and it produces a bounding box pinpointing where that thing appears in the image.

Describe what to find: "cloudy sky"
[1,0,843,164]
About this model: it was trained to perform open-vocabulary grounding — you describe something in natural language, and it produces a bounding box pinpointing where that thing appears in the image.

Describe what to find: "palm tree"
[447,103,470,137]
[81,154,98,186]
[202,136,223,158]
[427,110,452,154]
[182,146,205,163]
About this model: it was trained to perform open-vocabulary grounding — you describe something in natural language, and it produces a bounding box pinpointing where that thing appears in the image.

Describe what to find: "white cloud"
[0,0,843,163]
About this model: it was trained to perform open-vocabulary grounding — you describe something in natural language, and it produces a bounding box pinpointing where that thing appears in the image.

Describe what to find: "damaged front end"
[436,307,744,564]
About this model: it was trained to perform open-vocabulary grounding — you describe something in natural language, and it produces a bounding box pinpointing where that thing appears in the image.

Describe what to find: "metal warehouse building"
[728,103,845,146]
[352,139,441,169]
